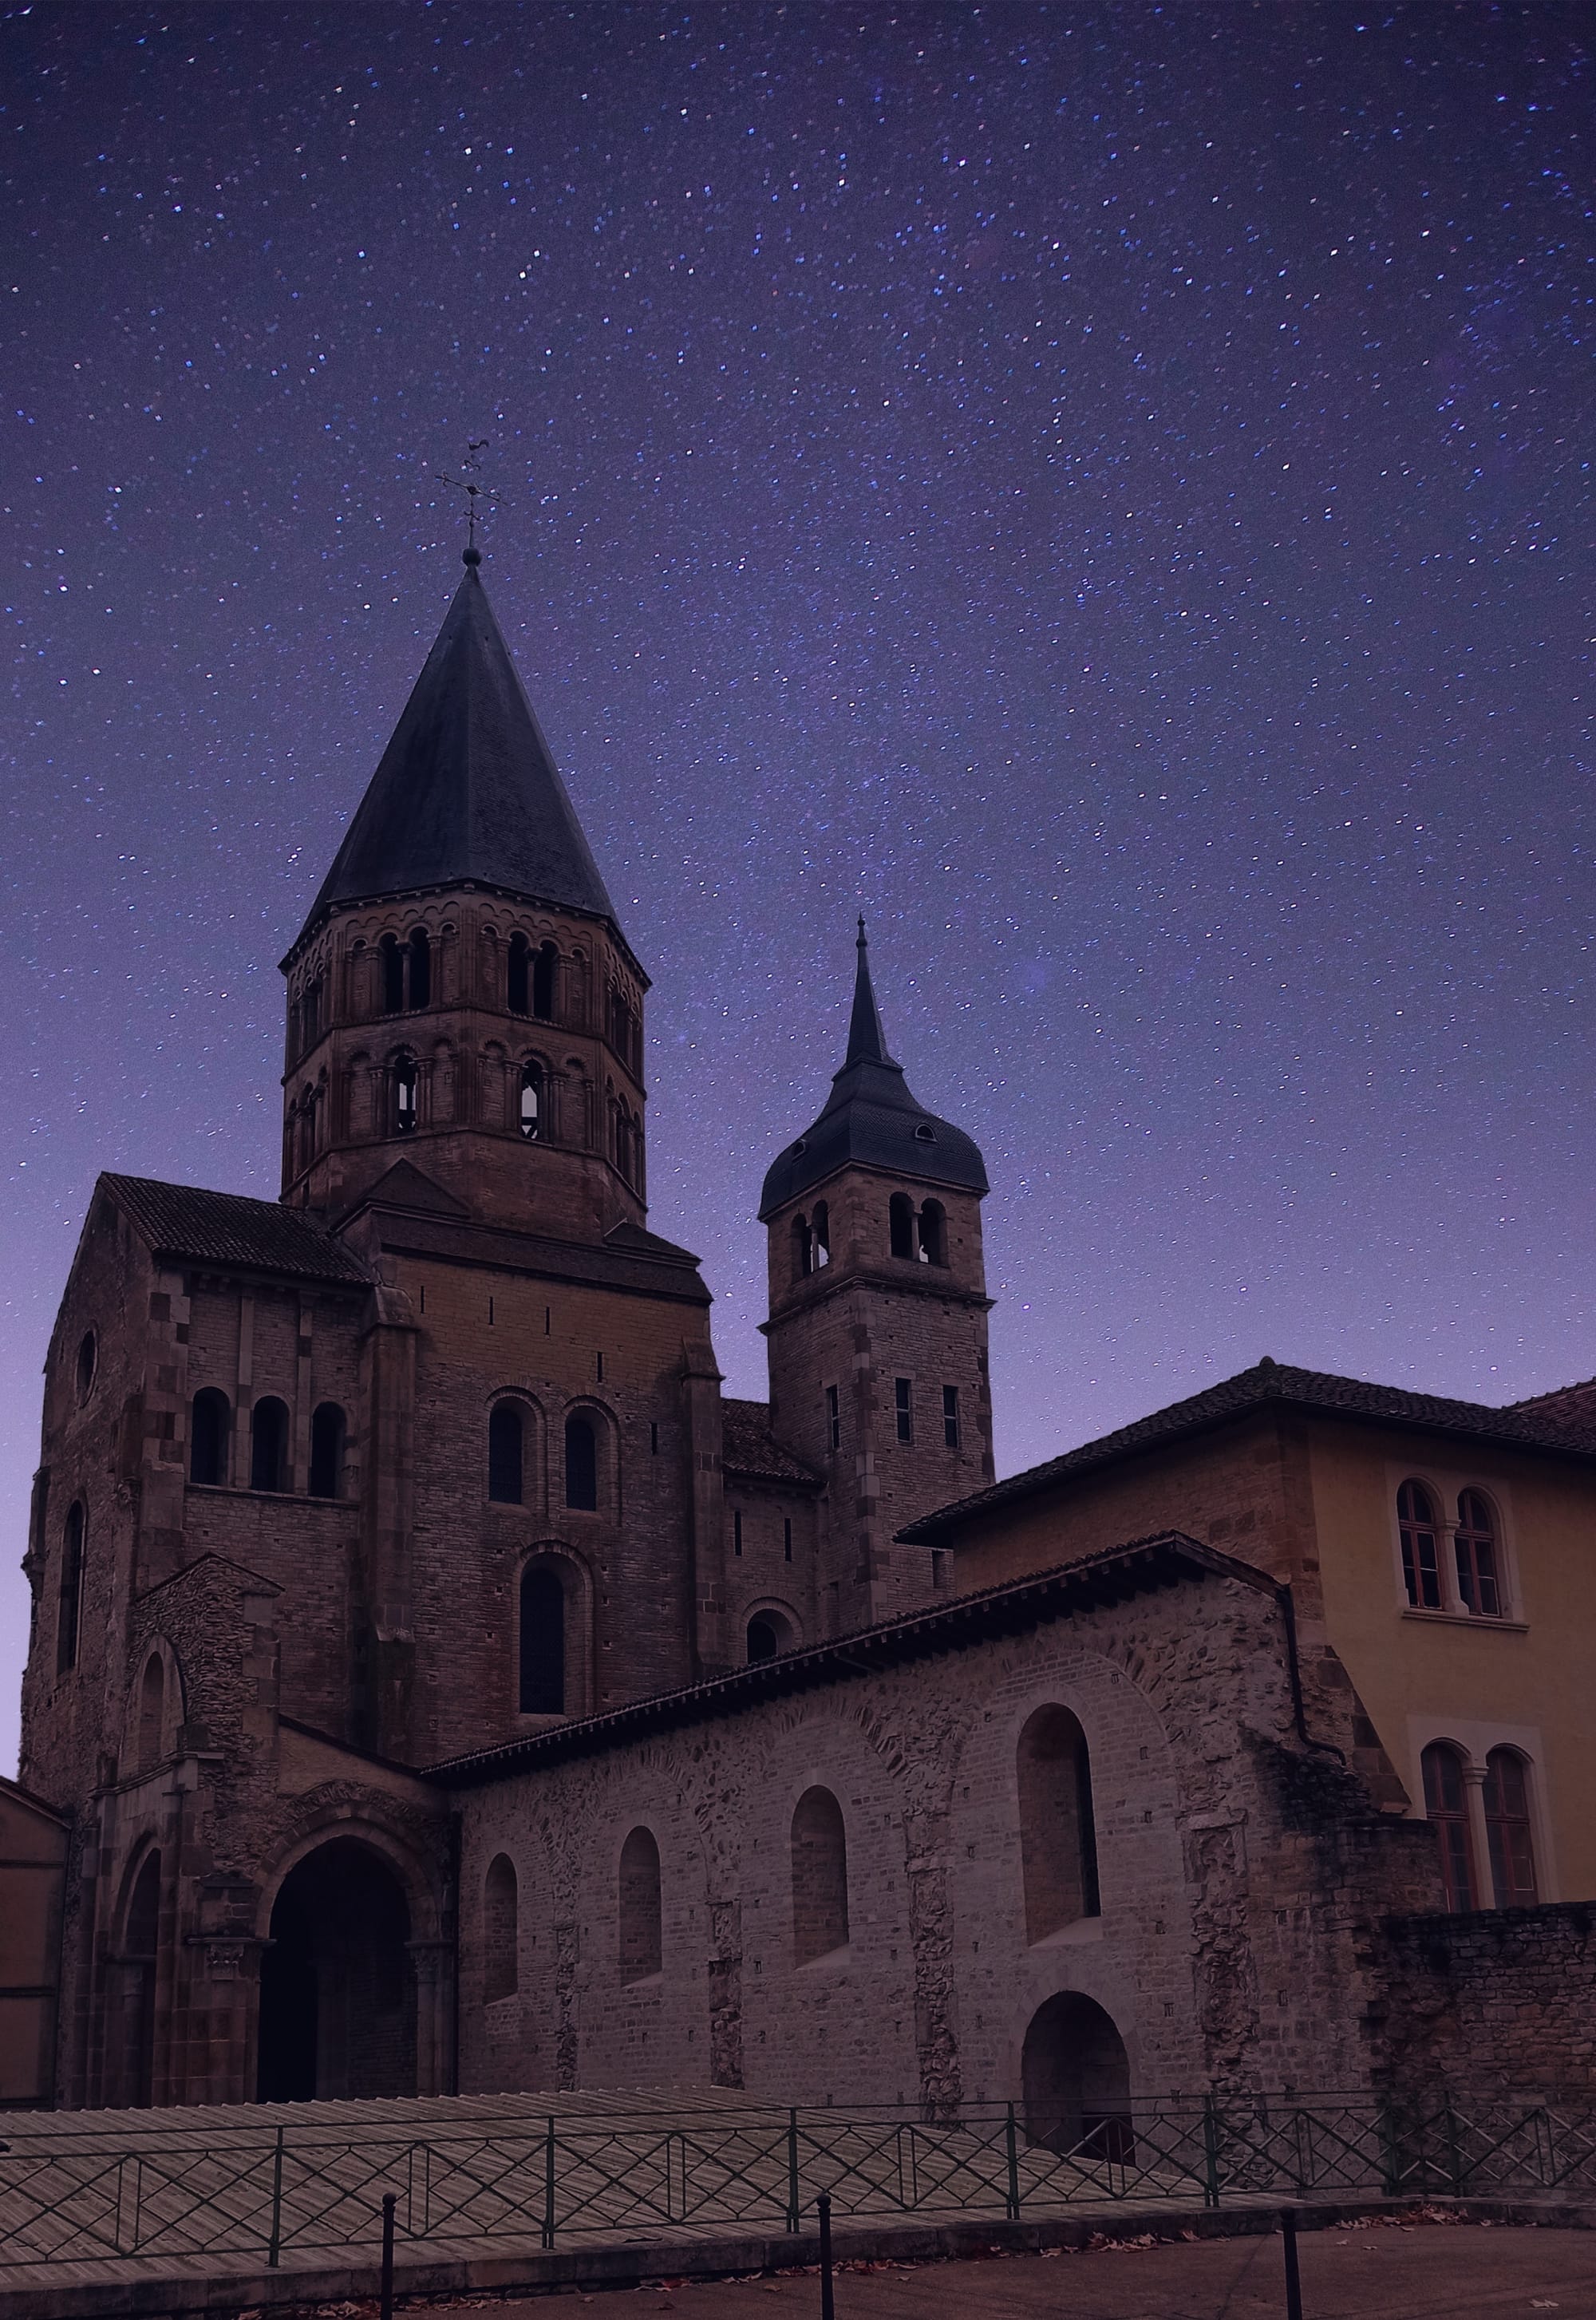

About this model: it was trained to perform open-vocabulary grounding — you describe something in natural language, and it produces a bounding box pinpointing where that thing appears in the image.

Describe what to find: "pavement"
[405,2221,1596,2319]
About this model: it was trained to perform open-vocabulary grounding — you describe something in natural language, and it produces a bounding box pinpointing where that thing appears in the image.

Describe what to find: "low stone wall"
[1373,1902,1596,2099]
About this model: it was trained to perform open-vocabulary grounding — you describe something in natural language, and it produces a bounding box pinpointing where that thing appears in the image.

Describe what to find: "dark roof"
[899,1358,1596,1546]
[428,1530,1270,1785]
[101,1175,372,1286]
[352,1203,711,1306]
[760,924,987,1216]
[294,557,618,950]
[721,1397,822,1486]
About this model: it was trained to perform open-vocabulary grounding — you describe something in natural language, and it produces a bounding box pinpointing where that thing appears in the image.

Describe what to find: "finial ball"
[462,545,482,568]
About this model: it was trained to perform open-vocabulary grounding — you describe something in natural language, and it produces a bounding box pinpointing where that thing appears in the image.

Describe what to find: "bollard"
[1280,2205,1302,2320]
[818,2188,835,2320]
[380,2190,397,2320]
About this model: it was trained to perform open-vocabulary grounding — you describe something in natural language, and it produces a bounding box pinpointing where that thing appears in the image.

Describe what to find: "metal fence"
[2,2092,1594,2273]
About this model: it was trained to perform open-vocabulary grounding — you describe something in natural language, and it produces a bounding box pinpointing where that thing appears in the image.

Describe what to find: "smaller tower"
[760,925,994,1632]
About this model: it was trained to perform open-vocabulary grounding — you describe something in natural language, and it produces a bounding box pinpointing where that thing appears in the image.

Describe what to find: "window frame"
[1387,1465,1522,1623]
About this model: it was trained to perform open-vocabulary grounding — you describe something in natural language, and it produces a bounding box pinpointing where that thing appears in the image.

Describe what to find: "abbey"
[6,549,1594,2124]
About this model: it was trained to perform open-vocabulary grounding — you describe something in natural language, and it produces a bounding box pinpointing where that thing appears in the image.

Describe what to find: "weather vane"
[435,437,500,559]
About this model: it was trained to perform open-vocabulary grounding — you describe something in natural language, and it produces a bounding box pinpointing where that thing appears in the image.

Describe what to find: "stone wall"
[1371,1903,1596,2099]
[453,1548,1434,2112]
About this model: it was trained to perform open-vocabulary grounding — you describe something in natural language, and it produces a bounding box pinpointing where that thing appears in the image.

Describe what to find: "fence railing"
[2,2092,1594,2273]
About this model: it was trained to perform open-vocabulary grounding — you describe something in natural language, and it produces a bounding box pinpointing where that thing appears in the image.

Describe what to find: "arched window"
[1397,1480,1442,1610]
[1017,1704,1101,1941]
[137,1652,164,1769]
[746,1613,784,1664]
[407,927,432,1010]
[1484,1748,1538,1906]
[791,1786,849,1963]
[380,933,405,1015]
[792,1213,813,1282]
[1455,1490,1503,1618]
[918,1200,947,1267]
[812,1200,831,1267]
[565,1413,598,1512]
[519,1061,543,1141]
[250,1397,290,1493]
[532,941,558,1022]
[1421,1741,1476,1911]
[308,1403,346,1500]
[75,1329,97,1401]
[889,1192,915,1260]
[618,1826,662,1984]
[519,1563,566,1714]
[190,1388,230,1487]
[483,1855,519,2002]
[57,1502,85,1677]
[393,1053,418,1134]
[507,932,531,1017]
[488,1403,524,1504]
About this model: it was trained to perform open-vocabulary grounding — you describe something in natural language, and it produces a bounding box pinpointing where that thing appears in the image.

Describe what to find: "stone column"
[409,1938,456,2097]
[1463,1761,1495,1908]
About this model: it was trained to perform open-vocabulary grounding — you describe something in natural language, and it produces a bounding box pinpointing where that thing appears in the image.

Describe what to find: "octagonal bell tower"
[278,548,648,1243]
[760,924,994,1631]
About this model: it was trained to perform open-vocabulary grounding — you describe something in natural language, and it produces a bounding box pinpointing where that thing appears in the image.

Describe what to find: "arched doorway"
[123,1851,161,2107]
[258,1840,417,2102]
[1021,1990,1133,2159]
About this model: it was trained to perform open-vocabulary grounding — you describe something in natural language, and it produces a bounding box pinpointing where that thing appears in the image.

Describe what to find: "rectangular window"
[784,1516,792,1563]
[942,1385,960,1449]
[733,1510,743,1558]
[895,1378,914,1445]
[825,1385,841,1451]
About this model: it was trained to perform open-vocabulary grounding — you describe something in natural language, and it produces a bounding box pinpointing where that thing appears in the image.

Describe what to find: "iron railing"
[2,2092,1593,2273]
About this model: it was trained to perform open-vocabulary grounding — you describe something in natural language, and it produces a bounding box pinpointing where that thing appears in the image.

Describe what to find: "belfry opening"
[257,1841,417,2103]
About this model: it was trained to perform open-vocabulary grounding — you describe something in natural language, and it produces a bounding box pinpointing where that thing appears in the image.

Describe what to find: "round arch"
[256,1835,422,2103]
[1021,1990,1133,2157]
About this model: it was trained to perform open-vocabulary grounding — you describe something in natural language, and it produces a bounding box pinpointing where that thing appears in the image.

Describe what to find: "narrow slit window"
[507,933,531,1016]
[532,942,557,1022]
[942,1385,960,1449]
[57,1502,85,1677]
[826,1384,841,1451]
[618,1827,662,1983]
[519,1061,543,1140]
[308,1403,346,1500]
[1421,1741,1476,1911]
[407,927,431,1009]
[565,1413,598,1512]
[1397,1480,1442,1610]
[488,1403,524,1504]
[380,933,405,1015]
[784,1516,792,1563]
[895,1377,914,1445]
[733,1510,744,1558]
[1454,1490,1503,1617]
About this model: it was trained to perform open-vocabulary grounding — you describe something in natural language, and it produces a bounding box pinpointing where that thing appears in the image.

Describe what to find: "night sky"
[2,4,1589,1771]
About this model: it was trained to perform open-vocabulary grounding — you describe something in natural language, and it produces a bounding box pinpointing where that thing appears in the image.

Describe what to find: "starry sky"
[2,2,1590,1772]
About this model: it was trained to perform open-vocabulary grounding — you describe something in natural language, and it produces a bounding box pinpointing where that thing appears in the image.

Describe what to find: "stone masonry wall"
[1371,1903,1596,2099]
[454,1561,1428,2111]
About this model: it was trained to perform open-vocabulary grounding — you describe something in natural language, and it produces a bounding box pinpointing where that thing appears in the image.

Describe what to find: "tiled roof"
[101,1175,372,1286]
[429,1530,1265,1785]
[295,559,618,951]
[899,1358,1596,1545]
[721,1397,821,1485]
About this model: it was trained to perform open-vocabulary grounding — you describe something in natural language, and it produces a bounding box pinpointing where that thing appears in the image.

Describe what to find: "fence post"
[379,2192,396,2320]
[1444,2096,1464,2198]
[1005,2102,1021,2220]
[785,2107,800,2234]
[1280,2207,1302,2320]
[541,2115,556,2249]
[267,2122,286,2267]
[1377,2098,1401,2199]
[818,2190,836,2320]
[1201,2094,1221,2210]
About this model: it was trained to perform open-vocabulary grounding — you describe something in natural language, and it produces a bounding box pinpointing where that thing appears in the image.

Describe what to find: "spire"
[845,917,893,1066]
[294,555,618,947]
[758,925,986,1218]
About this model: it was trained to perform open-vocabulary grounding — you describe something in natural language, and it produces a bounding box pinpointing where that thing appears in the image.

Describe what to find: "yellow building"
[901,1359,1596,1909]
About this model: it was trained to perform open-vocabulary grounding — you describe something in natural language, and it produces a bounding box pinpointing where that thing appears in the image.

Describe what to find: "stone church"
[6,548,1592,2128]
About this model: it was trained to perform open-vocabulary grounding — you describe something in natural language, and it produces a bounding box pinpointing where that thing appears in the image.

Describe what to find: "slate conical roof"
[296,551,618,947]
[758,923,988,1217]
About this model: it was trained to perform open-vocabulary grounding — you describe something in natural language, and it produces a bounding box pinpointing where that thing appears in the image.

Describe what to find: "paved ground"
[405,2222,1596,2319]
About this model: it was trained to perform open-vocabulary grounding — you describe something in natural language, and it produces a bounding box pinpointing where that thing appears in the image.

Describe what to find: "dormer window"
[915,1122,935,1143]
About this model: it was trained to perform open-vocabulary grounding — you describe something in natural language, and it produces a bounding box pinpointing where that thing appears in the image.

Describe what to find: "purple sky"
[3,4,1590,1773]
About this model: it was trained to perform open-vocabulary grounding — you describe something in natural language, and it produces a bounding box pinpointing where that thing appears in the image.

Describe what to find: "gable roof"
[428,1529,1271,1785]
[294,557,618,952]
[899,1358,1596,1545]
[100,1175,371,1287]
[721,1397,822,1486]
